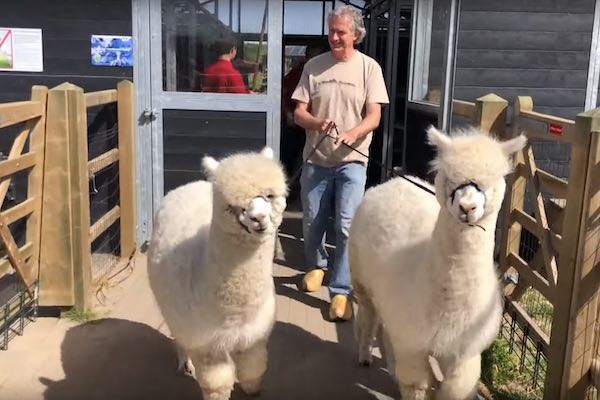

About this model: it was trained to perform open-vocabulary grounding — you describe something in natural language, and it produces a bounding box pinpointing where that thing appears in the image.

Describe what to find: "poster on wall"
[91,35,133,67]
[0,28,44,72]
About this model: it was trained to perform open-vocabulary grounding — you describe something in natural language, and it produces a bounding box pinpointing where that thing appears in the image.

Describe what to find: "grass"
[61,307,98,323]
[518,289,553,336]
[481,338,543,400]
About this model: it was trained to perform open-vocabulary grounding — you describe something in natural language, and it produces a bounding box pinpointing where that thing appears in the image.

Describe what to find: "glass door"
[403,0,460,178]
[133,0,283,242]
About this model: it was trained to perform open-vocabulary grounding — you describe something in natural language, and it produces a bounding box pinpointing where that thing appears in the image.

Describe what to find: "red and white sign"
[0,28,43,72]
[548,123,563,137]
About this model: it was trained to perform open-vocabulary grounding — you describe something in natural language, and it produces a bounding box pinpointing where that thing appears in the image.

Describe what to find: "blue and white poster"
[91,35,133,67]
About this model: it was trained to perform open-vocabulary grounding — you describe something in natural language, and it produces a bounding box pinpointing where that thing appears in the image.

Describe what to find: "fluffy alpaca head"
[202,147,288,237]
[428,126,526,225]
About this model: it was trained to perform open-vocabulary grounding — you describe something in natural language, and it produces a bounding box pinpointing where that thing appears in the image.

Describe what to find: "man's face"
[328,15,358,55]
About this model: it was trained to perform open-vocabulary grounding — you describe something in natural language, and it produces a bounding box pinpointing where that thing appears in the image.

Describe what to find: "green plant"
[481,339,542,400]
[61,307,98,323]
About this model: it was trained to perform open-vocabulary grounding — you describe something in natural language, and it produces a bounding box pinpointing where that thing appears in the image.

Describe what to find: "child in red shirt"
[202,38,249,94]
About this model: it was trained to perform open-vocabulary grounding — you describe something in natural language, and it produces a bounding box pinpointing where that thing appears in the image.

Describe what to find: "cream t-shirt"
[291,50,389,167]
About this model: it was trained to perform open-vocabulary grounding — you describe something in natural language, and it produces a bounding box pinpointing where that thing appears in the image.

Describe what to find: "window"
[161,0,269,94]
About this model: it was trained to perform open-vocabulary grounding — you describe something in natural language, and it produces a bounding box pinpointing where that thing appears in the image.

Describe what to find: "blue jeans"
[300,162,367,297]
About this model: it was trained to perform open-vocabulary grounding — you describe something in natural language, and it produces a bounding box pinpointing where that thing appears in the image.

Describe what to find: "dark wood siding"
[0,0,132,103]
[454,0,595,119]
[162,110,267,193]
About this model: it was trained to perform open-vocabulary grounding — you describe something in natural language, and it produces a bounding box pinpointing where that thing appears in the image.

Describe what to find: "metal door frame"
[405,0,460,131]
[132,0,283,243]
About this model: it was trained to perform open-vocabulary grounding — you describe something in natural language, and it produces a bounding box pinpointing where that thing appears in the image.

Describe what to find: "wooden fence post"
[498,96,530,297]
[475,93,508,137]
[26,86,48,293]
[545,107,600,399]
[117,80,137,259]
[39,83,92,309]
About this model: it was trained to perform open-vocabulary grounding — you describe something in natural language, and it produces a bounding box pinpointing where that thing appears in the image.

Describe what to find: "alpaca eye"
[267,194,275,199]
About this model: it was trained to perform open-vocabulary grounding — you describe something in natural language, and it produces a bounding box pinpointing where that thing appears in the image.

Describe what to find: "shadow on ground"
[41,318,397,400]
[40,318,201,400]
[241,321,398,400]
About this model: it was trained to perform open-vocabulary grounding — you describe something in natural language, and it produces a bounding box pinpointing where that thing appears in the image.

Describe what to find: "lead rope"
[287,121,436,196]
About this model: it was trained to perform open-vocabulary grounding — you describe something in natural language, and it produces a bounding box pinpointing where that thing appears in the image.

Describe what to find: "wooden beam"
[89,205,120,243]
[25,85,48,289]
[453,99,476,120]
[0,152,37,180]
[545,107,600,399]
[1,197,36,225]
[498,97,529,297]
[68,85,93,309]
[117,80,137,258]
[508,252,554,305]
[0,213,34,297]
[87,148,119,176]
[0,101,43,128]
[523,143,559,287]
[0,242,33,280]
[85,89,117,108]
[475,93,508,138]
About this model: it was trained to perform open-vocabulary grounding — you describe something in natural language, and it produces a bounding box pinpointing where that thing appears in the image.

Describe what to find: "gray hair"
[328,5,367,44]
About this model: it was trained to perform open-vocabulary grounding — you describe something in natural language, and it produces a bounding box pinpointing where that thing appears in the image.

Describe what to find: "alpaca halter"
[449,181,487,231]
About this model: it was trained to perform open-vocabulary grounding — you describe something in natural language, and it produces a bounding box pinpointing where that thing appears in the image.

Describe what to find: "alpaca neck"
[207,222,274,276]
[430,209,498,293]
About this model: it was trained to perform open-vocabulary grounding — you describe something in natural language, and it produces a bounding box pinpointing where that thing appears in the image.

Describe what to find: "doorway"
[133,0,284,242]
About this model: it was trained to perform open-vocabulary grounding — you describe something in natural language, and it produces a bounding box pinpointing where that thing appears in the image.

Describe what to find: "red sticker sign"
[548,123,563,136]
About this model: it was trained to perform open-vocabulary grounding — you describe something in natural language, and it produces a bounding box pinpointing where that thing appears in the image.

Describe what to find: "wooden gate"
[0,86,48,348]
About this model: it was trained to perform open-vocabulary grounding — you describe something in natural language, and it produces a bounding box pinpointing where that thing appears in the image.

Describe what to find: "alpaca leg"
[192,350,235,400]
[354,287,380,366]
[173,339,195,377]
[378,327,396,379]
[436,354,480,400]
[394,353,432,400]
[232,340,268,396]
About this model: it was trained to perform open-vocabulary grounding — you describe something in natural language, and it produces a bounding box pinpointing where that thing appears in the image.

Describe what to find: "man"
[291,5,389,321]
[202,37,249,94]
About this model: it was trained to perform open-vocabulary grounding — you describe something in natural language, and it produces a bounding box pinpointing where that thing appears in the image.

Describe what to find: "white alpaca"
[350,126,526,400]
[147,147,288,400]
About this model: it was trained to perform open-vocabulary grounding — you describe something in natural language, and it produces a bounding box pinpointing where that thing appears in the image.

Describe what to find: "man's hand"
[319,119,334,135]
[335,130,360,146]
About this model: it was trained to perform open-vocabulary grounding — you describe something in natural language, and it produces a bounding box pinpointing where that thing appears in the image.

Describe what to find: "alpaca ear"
[202,156,219,180]
[260,146,274,159]
[501,134,527,156]
[426,125,451,150]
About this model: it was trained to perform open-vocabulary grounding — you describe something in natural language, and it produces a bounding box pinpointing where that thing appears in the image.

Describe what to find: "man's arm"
[294,102,332,134]
[335,103,381,146]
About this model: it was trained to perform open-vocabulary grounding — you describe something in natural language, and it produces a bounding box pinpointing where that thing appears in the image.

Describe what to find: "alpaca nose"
[459,201,477,215]
[250,213,267,223]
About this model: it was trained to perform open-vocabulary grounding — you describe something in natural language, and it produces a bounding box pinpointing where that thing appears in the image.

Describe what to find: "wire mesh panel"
[87,104,121,286]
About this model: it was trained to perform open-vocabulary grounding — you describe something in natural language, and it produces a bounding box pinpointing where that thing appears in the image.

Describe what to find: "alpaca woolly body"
[148,181,276,351]
[350,127,526,399]
[148,148,287,400]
